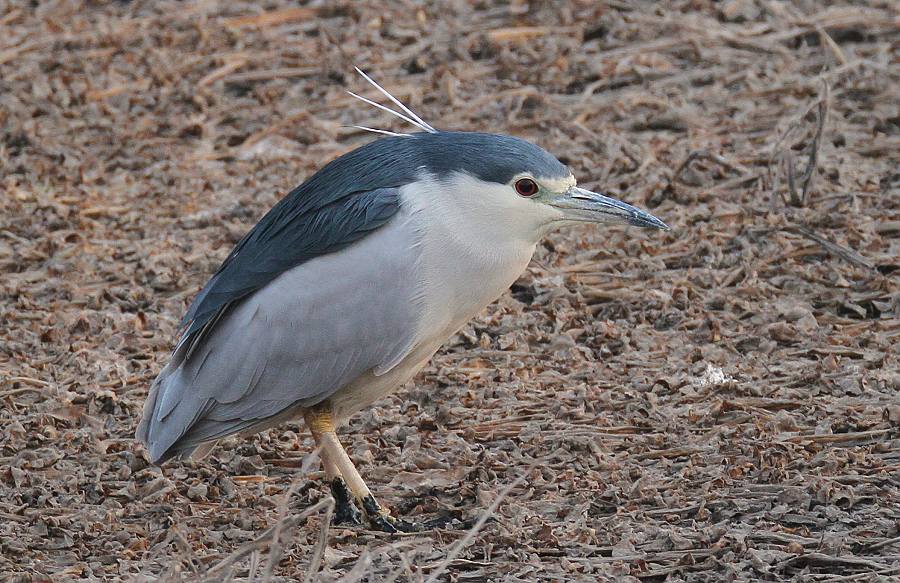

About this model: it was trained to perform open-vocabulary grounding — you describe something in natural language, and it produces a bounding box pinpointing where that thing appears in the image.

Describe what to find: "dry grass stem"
[1,1,896,581]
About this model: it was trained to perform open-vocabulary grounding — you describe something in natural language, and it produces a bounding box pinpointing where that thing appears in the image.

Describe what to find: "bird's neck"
[399,176,538,346]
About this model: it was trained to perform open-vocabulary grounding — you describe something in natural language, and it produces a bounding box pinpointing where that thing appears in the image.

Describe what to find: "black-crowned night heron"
[137,70,668,532]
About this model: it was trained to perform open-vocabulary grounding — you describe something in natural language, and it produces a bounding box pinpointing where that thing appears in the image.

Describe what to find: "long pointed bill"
[548,187,669,230]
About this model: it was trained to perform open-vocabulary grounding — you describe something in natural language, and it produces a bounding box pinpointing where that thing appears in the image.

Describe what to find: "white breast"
[400,172,545,349]
[330,172,555,419]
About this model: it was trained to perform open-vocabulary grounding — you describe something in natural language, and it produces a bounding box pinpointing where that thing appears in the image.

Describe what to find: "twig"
[486,26,573,43]
[261,448,324,583]
[301,494,333,583]
[0,386,45,398]
[783,225,877,271]
[222,66,319,84]
[195,498,333,582]
[383,546,423,583]
[714,172,763,190]
[222,7,318,29]
[0,39,52,66]
[198,540,271,582]
[782,428,891,444]
[424,466,532,583]
[4,376,51,387]
[816,25,848,65]
[335,549,374,582]
[673,149,751,184]
[194,449,324,582]
[868,535,900,551]
[198,58,248,87]
[0,504,30,522]
[798,81,830,206]
[781,551,894,572]
[770,80,831,207]
[785,153,799,206]
[234,112,311,153]
[821,565,900,582]
[171,527,201,574]
[248,549,261,582]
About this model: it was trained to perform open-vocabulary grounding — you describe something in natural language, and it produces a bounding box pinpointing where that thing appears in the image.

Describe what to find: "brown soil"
[1,2,898,582]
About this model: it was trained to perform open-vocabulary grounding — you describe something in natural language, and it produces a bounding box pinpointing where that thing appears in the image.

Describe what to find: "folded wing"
[137,187,422,462]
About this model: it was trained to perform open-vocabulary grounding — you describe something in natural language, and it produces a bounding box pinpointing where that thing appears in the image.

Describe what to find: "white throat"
[407,171,563,251]
[398,172,560,350]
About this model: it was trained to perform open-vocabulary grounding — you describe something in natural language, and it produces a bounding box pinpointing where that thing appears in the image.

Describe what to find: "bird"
[136,69,668,532]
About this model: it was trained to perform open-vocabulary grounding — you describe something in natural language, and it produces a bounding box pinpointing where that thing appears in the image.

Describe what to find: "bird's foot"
[330,477,362,525]
[420,512,474,530]
[360,495,421,533]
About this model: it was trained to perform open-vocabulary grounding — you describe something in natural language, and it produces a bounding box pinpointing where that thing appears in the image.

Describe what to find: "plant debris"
[1,1,898,581]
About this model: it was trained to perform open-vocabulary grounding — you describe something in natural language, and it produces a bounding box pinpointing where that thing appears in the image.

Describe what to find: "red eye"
[514,178,538,197]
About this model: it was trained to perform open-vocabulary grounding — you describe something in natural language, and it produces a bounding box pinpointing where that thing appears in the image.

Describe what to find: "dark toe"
[330,477,363,525]
[333,500,363,525]
[367,512,421,533]
[360,495,422,533]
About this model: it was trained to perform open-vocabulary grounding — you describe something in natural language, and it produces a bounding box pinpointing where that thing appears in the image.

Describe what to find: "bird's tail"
[136,353,250,464]
[136,361,180,463]
[136,350,210,463]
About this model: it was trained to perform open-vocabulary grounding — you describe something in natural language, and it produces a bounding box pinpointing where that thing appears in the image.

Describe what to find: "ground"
[1,1,898,582]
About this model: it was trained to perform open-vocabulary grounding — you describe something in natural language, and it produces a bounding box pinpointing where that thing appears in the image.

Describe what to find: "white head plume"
[347,67,437,137]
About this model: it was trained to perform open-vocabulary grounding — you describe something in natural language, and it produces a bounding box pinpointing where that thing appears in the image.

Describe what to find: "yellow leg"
[303,403,418,533]
[304,405,361,525]
[305,412,341,481]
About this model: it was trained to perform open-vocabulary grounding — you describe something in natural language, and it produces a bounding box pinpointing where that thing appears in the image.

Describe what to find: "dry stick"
[424,466,532,583]
[301,499,333,583]
[783,552,894,572]
[396,550,419,583]
[822,566,900,583]
[200,540,273,582]
[784,84,829,206]
[236,111,310,153]
[384,544,429,583]
[768,80,830,207]
[197,58,247,87]
[222,66,320,84]
[785,153,799,206]
[148,525,197,581]
[222,560,236,583]
[0,39,52,66]
[248,551,261,582]
[798,81,830,206]
[140,516,212,582]
[380,550,414,583]
[338,549,374,583]
[222,6,318,29]
[748,56,885,98]
[672,149,751,184]
[4,376,51,387]
[816,25,848,65]
[195,449,324,582]
[868,534,900,551]
[782,428,890,444]
[0,387,45,398]
[197,499,333,583]
[351,540,430,583]
[171,527,201,575]
[783,225,876,271]
[261,448,326,583]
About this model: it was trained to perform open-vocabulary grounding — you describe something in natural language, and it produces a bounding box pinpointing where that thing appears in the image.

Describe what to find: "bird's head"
[345,69,667,243]
[402,131,668,240]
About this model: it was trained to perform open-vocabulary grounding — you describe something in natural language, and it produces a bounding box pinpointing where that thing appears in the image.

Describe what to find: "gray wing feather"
[179,187,402,359]
[138,210,421,462]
